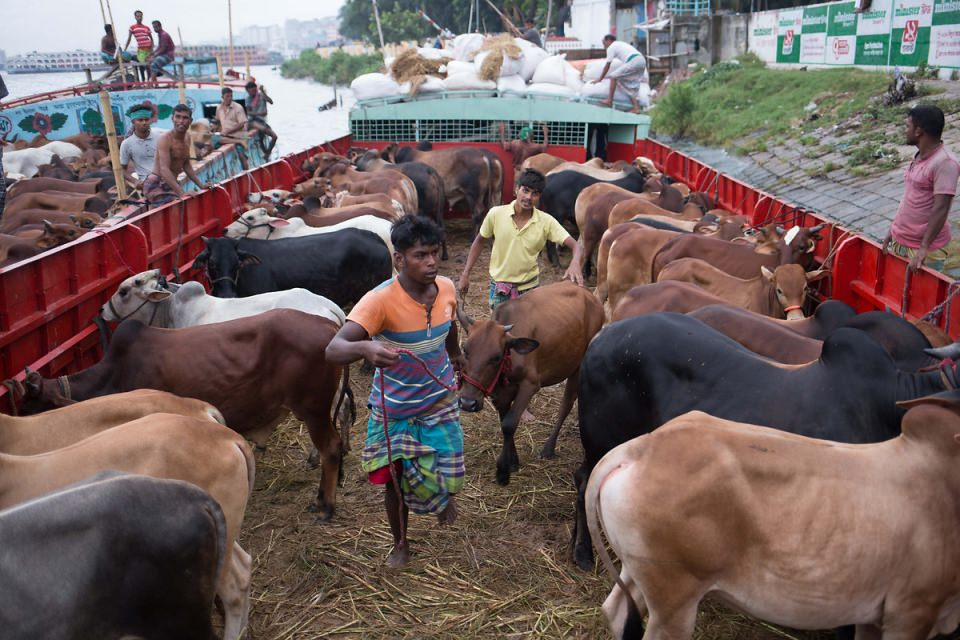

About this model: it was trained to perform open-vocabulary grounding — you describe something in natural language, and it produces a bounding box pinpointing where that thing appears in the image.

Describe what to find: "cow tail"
[488,155,503,208]
[585,457,644,621]
[333,364,355,452]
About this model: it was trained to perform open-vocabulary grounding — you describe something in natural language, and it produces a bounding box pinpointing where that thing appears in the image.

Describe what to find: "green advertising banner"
[801,4,831,63]
[930,0,960,67]
[890,0,933,66]
[777,8,804,63]
[825,1,858,64]
[855,0,893,65]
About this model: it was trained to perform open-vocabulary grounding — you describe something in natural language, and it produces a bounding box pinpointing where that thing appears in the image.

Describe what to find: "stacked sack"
[528,53,583,97]
[579,58,652,108]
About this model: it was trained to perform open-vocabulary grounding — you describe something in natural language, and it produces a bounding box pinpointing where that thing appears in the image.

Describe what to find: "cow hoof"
[574,547,594,572]
[495,469,511,486]
[539,447,556,460]
[510,461,520,473]
[305,447,320,468]
[308,504,335,522]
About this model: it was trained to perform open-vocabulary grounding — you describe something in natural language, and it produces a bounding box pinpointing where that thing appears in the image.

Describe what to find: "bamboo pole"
[99,90,128,202]
[216,55,225,90]
[177,26,184,47]
[228,0,235,69]
[245,50,251,79]
[545,0,553,40]
[178,64,187,105]
[98,0,107,25]
[103,0,128,84]
[372,0,386,50]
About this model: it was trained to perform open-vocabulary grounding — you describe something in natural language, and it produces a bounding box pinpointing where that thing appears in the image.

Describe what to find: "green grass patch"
[798,135,817,146]
[281,49,384,85]
[650,55,889,146]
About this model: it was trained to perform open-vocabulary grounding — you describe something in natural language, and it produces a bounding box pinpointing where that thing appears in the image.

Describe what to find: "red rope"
[376,348,460,546]
[92,229,137,275]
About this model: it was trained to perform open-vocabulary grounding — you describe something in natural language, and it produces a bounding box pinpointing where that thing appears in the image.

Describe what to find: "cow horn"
[775,225,785,234]
[810,223,826,232]
[925,343,960,361]
[455,304,475,331]
[500,323,514,333]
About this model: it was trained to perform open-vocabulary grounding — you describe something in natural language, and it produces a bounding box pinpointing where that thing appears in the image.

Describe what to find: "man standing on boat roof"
[458,168,584,309]
[143,104,212,206]
[883,104,960,272]
[245,81,278,158]
[501,14,542,47]
[120,103,164,190]
[124,10,153,81]
[325,215,465,568]
[148,20,176,85]
[596,34,647,114]
[499,122,548,174]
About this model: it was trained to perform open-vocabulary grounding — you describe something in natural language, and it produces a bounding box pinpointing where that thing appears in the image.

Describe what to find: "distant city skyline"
[3,0,346,56]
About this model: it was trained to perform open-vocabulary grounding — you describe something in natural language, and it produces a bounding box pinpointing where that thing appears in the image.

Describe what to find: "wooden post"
[85,69,94,85]
[103,0,128,85]
[216,56,225,90]
[245,50,251,79]
[178,64,187,105]
[99,90,128,202]
[228,0,235,69]
[372,0,386,50]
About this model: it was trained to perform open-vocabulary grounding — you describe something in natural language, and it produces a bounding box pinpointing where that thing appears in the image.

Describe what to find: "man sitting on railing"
[144,104,213,206]
[245,81,277,158]
[147,20,175,85]
[100,25,133,72]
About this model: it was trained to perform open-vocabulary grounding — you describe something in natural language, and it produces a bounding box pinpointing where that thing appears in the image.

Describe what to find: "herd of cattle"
[4,140,960,639]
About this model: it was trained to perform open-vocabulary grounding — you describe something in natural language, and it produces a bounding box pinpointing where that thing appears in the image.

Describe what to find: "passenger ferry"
[0,88,955,405]
[6,50,112,75]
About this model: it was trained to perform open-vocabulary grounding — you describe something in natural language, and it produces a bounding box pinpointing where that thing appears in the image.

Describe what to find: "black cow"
[540,168,646,267]
[572,312,956,570]
[0,472,225,640]
[192,229,391,308]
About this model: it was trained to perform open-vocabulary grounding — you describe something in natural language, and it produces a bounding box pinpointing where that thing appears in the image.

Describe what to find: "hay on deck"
[474,34,523,82]
[390,48,451,85]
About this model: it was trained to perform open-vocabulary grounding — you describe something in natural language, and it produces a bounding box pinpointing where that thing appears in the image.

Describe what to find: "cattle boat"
[0,87,956,407]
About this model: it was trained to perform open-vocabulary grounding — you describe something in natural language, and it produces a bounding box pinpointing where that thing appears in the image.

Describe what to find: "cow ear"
[237,251,261,267]
[760,266,775,282]
[191,250,209,270]
[506,337,540,354]
[146,289,173,302]
[805,269,831,283]
[42,220,55,234]
[268,218,290,228]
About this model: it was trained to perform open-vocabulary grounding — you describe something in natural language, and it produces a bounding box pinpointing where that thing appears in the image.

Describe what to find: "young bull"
[587,393,960,639]
[458,282,604,485]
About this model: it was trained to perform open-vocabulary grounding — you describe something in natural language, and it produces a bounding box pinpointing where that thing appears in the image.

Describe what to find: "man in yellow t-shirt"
[458,168,584,309]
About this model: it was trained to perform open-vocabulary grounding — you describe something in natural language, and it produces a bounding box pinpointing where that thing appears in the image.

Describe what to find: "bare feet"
[520,409,536,423]
[599,98,612,107]
[386,542,410,567]
[437,496,458,526]
[630,107,642,114]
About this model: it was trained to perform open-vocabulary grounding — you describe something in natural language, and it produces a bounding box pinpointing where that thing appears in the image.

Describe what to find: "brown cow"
[604,227,684,312]
[0,210,102,234]
[6,176,103,199]
[656,258,828,319]
[612,281,749,322]
[458,282,604,485]
[520,152,567,176]
[687,304,823,364]
[651,224,824,281]
[295,205,397,228]
[0,389,224,455]
[4,190,112,216]
[0,222,81,267]
[312,156,419,214]
[546,161,630,180]
[0,413,254,640]
[15,309,351,522]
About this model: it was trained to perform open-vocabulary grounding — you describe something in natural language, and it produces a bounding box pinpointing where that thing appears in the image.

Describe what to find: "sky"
[2,0,347,56]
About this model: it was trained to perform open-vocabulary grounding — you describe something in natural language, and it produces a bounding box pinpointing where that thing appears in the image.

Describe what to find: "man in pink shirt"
[883,104,959,271]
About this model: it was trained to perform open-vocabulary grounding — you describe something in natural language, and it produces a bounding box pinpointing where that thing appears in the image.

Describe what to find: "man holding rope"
[326,215,465,568]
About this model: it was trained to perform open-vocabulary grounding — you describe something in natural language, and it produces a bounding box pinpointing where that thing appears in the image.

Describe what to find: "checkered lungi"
[609,55,647,94]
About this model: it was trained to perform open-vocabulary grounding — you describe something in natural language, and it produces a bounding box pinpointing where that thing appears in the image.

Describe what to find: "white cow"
[40,141,84,160]
[224,208,396,256]
[587,399,960,640]
[246,189,291,205]
[100,269,346,327]
[4,143,84,178]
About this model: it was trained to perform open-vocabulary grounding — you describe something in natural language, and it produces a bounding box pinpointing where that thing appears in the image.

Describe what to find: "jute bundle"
[473,34,522,82]
[390,48,450,85]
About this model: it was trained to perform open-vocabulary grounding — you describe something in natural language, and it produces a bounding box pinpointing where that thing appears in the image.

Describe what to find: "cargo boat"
[0,91,955,406]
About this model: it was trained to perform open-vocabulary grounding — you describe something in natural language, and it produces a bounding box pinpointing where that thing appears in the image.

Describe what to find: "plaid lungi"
[143,173,179,206]
[362,395,464,515]
[608,55,647,94]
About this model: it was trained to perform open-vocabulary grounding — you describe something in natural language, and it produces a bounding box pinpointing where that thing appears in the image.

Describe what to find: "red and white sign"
[902,18,919,53]
[834,38,851,55]
[783,29,795,54]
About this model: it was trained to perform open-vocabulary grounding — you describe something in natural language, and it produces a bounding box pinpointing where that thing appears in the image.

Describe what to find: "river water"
[3,66,355,156]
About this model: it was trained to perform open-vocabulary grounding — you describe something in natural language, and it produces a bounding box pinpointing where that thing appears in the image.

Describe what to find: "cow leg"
[303,409,342,521]
[853,626,881,640]
[602,571,649,640]
[546,241,561,269]
[642,582,701,640]
[495,383,537,486]
[219,542,252,640]
[572,460,595,571]
[540,371,579,460]
[878,609,939,640]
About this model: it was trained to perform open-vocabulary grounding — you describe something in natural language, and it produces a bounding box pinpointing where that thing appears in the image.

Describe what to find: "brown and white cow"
[656,259,829,319]
[520,152,567,176]
[0,412,254,640]
[458,282,604,485]
[587,392,960,639]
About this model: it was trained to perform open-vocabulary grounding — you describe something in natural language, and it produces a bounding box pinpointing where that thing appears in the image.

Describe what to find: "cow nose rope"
[376,348,461,547]
[460,349,512,397]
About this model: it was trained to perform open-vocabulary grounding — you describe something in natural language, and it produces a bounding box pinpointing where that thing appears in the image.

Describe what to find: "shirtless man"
[499,121,548,174]
[143,104,213,206]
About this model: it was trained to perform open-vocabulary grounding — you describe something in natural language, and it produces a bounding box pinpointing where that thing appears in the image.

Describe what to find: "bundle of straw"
[473,33,523,82]
[390,48,451,85]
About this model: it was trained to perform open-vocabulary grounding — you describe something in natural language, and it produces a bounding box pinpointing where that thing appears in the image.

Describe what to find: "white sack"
[525,82,576,97]
[443,60,475,76]
[583,58,622,81]
[453,33,485,61]
[416,47,450,60]
[474,50,524,77]
[350,73,402,100]
[497,74,527,93]
[519,44,550,81]
[532,54,568,85]
[444,72,497,91]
